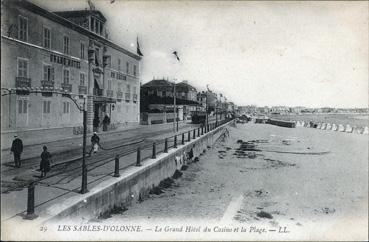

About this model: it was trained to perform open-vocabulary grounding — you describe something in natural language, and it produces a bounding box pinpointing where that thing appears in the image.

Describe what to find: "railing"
[78,85,87,94]
[61,83,72,92]
[41,80,54,89]
[125,93,130,101]
[106,90,113,97]
[93,88,103,96]
[22,117,235,219]
[15,77,31,88]
[116,91,123,99]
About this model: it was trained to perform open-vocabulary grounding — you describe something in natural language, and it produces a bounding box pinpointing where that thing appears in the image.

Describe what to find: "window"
[90,17,95,32]
[63,36,70,54]
[17,59,28,77]
[126,62,129,74]
[80,73,86,86]
[18,16,28,41]
[80,42,85,59]
[43,65,54,81]
[63,101,70,114]
[126,84,131,93]
[108,80,112,90]
[133,86,137,94]
[63,69,70,84]
[43,27,51,48]
[42,100,51,114]
[133,65,137,76]
[95,47,100,65]
[118,58,121,71]
[118,82,122,91]
[18,99,28,114]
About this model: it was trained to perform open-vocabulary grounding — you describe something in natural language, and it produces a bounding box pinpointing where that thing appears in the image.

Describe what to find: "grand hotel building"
[1,0,141,146]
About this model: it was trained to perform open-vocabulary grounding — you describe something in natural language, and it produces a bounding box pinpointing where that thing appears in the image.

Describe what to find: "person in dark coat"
[89,132,100,155]
[10,135,23,168]
[93,116,100,132]
[102,114,110,131]
[40,146,51,177]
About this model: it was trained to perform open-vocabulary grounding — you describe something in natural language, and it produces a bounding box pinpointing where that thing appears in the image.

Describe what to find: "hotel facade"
[1,0,141,146]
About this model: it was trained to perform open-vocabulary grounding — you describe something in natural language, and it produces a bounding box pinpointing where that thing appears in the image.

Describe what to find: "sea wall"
[44,121,233,221]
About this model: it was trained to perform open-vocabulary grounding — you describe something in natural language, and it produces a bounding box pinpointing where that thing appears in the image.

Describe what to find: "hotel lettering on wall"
[50,54,81,69]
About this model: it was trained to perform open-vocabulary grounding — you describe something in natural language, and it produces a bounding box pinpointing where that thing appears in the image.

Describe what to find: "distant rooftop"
[53,10,106,22]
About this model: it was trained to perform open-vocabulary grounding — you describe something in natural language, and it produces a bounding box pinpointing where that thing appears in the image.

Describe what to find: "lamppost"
[172,79,179,133]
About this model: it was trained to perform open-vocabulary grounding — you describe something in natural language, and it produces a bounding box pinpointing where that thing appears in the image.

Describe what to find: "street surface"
[97,122,368,241]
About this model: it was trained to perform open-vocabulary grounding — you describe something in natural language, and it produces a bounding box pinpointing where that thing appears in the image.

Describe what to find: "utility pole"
[80,95,88,194]
[173,79,176,133]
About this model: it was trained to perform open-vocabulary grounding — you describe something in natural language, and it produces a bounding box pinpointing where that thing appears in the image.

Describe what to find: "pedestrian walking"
[89,132,100,155]
[40,146,51,177]
[10,135,23,168]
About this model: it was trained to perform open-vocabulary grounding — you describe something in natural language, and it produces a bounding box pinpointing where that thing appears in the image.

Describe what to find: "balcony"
[93,88,103,96]
[41,80,54,90]
[133,94,138,103]
[61,83,72,92]
[125,93,130,102]
[15,77,31,88]
[106,90,113,97]
[116,91,123,99]
[79,85,87,94]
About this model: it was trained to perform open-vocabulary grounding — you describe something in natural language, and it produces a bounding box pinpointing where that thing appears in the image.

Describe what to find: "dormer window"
[90,16,104,36]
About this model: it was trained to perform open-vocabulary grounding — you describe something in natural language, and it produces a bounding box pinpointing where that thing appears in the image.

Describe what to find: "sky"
[33,0,368,108]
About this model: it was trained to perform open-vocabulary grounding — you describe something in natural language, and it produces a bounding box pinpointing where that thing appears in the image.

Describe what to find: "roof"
[142,79,173,88]
[54,10,107,22]
[13,0,141,60]
[176,81,197,91]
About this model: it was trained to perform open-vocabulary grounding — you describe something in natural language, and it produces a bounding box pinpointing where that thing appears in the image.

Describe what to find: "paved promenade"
[1,120,204,222]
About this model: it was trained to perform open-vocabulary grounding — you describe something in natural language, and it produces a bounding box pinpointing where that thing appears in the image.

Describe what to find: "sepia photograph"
[1,0,368,241]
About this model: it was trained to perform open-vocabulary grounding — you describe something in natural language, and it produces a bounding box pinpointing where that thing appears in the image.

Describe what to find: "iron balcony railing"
[61,83,72,92]
[15,77,31,88]
[93,88,103,96]
[117,91,123,99]
[78,85,87,94]
[106,90,113,97]
[41,80,54,90]
[125,93,131,101]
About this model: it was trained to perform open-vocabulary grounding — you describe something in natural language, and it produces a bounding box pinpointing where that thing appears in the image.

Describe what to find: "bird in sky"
[172,51,180,61]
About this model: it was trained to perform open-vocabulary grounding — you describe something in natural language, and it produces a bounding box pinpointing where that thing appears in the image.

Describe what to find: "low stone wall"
[45,121,232,221]
[267,119,296,128]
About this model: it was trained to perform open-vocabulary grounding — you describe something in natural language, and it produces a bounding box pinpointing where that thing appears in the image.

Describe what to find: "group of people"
[93,114,111,132]
[11,135,51,177]
[10,131,102,178]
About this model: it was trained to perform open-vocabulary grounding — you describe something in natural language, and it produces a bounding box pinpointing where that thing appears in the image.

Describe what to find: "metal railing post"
[198,127,200,137]
[136,147,141,166]
[152,142,156,159]
[188,131,191,142]
[201,126,204,135]
[174,135,177,148]
[114,155,120,177]
[193,129,196,139]
[24,182,38,220]
[182,133,185,145]
[164,138,168,153]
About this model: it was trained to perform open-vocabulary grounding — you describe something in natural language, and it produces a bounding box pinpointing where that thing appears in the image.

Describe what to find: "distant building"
[1,0,141,143]
[140,79,200,123]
